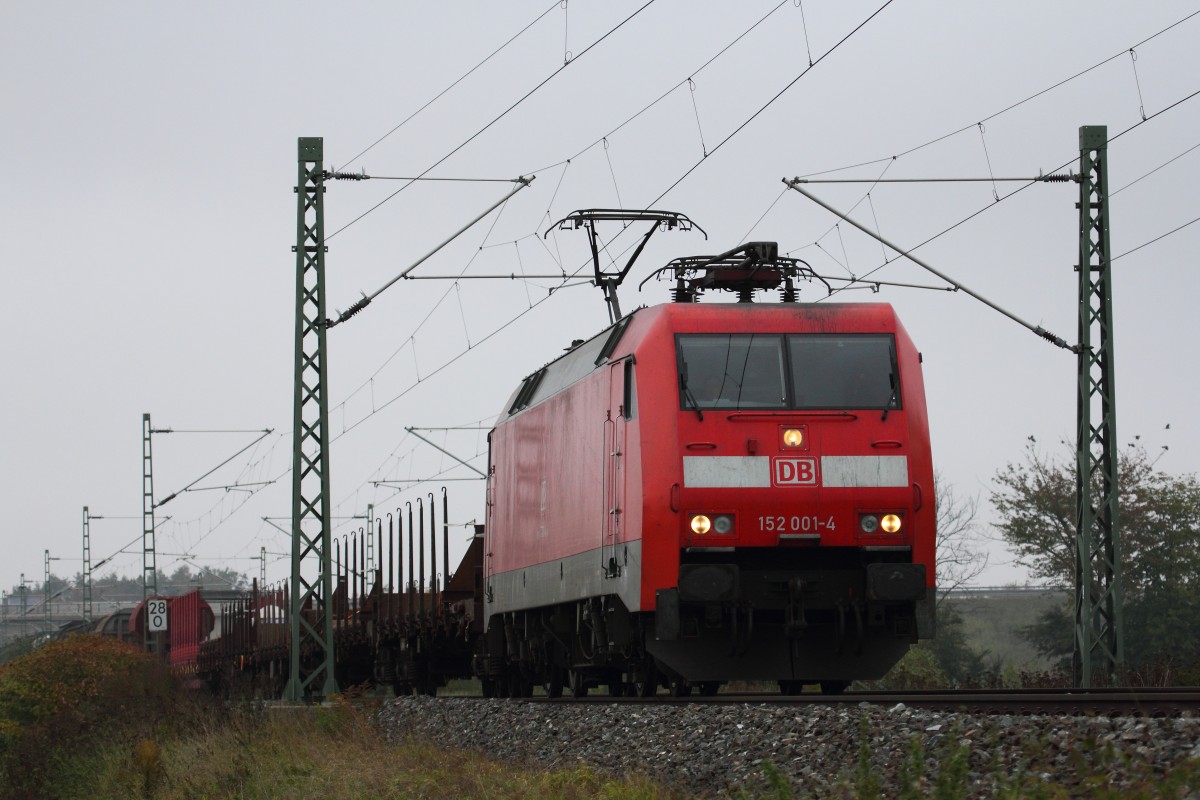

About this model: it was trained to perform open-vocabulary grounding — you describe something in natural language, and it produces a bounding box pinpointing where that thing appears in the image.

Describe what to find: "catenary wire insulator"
[324,169,371,181]
[1037,173,1079,183]
[328,295,372,327]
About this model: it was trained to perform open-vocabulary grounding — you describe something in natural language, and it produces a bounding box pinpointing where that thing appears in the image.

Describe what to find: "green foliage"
[993,443,1200,674]
[924,604,998,685]
[0,633,39,666]
[750,760,795,800]
[1123,584,1200,670]
[853,716,881,800]
[0,634,189,799]
[997,660,1023,688]
[1020,602,1073,670]
[869,644,948,690]
[897,735,926,800]
[932,725,970,800]
[992,443,1087,585]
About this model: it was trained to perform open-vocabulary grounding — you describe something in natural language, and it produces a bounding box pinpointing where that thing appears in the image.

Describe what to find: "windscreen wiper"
[680,367,704,422]
[880,375,899,422]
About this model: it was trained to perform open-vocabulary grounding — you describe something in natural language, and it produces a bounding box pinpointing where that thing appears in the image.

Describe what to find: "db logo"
[773,457,817,486]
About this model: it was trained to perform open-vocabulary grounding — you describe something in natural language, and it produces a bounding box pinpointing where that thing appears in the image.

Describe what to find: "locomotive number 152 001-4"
[758,515,835,533]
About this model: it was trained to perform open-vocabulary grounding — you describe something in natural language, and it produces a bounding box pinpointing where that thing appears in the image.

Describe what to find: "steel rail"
[526,687,1200,717]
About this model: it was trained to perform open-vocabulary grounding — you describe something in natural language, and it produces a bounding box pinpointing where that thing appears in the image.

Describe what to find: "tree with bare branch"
[934,472,987,607]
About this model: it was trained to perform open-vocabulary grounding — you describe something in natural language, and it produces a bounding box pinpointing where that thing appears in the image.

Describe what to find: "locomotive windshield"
[677,333,900,411]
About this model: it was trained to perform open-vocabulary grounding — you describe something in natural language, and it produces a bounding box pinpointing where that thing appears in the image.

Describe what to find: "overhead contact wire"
[342,0,561,169]
[524,0,789,175]
[266,18,1200,531]
[643,0,897,209]
[801,159,895,258]
[806,84,1200,299]
[329,0,659,240]
[1113,216,1200,261]
[740,186,788,242]
[796,8,1200,179]
[1111,140,1200,196]
[332,172,518,413]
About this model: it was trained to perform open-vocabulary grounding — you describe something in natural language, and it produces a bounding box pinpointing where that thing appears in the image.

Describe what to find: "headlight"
[712,514,734,534]
[691,515,712,535]
[861,513,903,534]
[782,428,804,448]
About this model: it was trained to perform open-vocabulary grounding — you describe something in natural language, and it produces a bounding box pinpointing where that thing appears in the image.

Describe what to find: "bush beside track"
[0,638,679,799]
[0,635,193,799]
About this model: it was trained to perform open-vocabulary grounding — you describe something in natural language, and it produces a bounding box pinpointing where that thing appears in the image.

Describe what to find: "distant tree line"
[3,564,250,606]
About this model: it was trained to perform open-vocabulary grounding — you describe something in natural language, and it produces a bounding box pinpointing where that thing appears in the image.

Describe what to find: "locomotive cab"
[647,305,935,688]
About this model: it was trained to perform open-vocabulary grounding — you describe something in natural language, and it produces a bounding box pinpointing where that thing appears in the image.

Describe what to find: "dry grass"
[83,697,682,800]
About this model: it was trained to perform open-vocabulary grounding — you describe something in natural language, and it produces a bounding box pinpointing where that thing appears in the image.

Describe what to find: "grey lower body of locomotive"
[650,560,932,683]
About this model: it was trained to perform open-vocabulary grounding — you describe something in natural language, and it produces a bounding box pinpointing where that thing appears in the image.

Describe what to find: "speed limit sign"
[147,599,168,632]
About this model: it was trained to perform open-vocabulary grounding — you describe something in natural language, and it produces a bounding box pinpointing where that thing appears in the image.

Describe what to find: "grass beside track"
[1,638,682,800]
[5,640,1200,799]
[83,699,682,800]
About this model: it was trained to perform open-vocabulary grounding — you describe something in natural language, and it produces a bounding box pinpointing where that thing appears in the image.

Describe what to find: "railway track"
[531,687,1200,717]
[383,690,1200,798]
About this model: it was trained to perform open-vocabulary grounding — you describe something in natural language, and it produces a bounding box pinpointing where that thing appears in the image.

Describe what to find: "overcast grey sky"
[3,2,1198,599]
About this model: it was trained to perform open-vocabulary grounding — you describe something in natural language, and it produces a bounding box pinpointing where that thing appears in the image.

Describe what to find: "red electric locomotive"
[479,234,935,696]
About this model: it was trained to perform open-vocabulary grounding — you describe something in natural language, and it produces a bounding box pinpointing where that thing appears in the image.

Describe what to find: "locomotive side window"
[677,335,787,410]
[595,315,633,365]
[508,369,545,414]
[787,334,899,410]
[623,359,636,419]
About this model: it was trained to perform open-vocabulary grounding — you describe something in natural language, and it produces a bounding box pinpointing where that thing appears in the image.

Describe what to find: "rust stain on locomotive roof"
[658,302,899,330]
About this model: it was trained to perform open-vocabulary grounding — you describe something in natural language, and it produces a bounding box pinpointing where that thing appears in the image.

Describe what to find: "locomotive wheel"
[480,678,497,698]
[778,680,803,696]
[633,660,658,698]
[669,678,691,697]
[606,681,627,697]
[820,680,850,695]
[508,672,533,698]
[568,669,588,698]
[546,665,565,699]
[698,681,720,697]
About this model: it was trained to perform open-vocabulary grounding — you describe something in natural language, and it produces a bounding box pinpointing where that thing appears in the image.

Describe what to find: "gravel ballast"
[377,696,1200,797]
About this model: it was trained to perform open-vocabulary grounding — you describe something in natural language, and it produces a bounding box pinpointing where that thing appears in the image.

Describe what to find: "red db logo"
[773,457,817,486]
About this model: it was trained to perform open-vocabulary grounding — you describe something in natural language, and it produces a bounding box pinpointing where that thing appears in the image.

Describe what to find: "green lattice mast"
[285,137,338,701]
[81,506,92,621]
[1074,125,1124,687]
